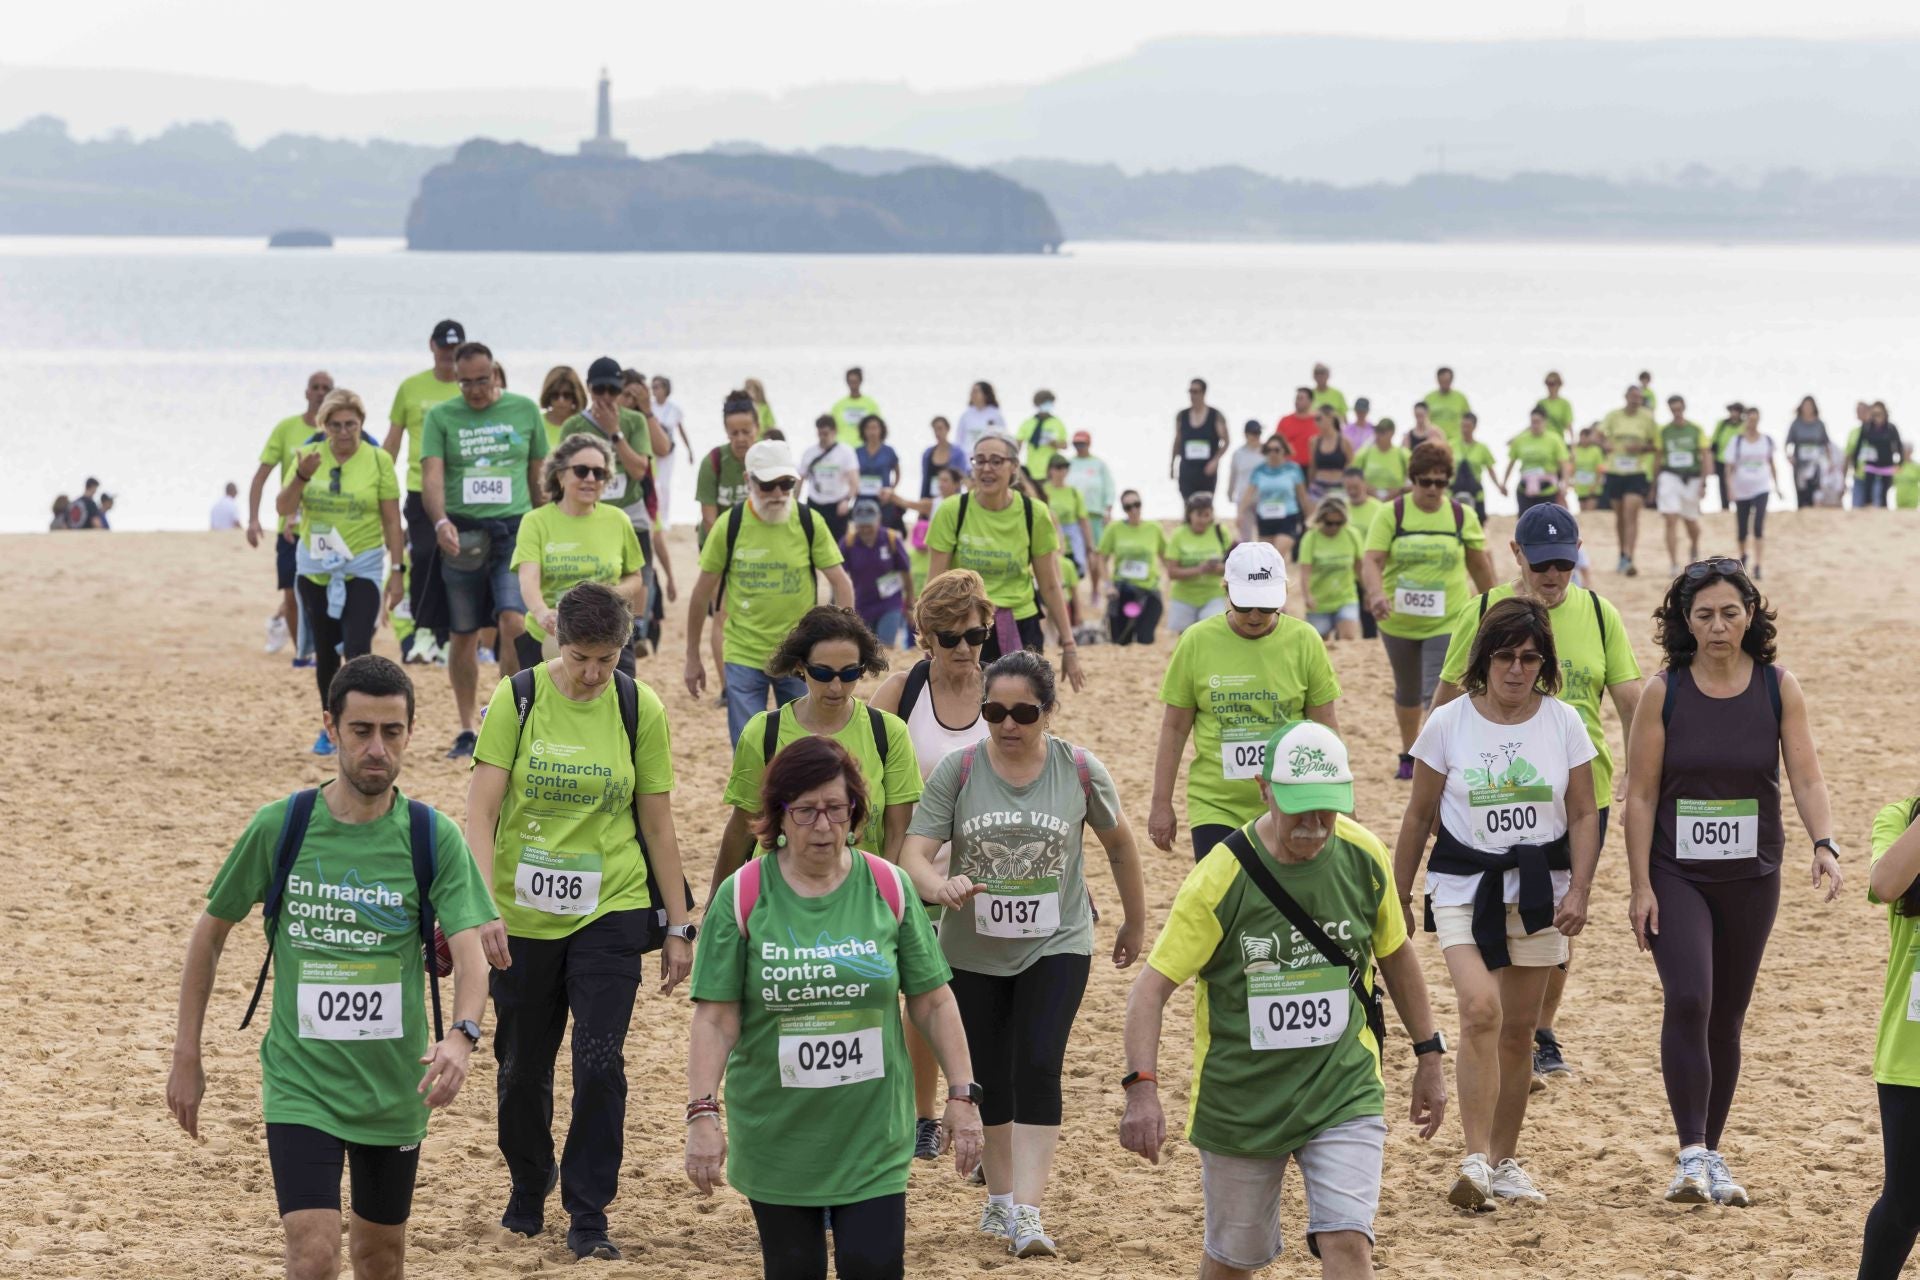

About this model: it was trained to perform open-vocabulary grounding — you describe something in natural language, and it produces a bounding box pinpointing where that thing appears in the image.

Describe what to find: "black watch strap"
[1412,1033,1447,1057]
[1814,838,1837,854]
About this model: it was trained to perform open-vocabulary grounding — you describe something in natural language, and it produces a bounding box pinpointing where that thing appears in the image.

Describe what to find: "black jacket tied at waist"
[1423,823,1570,971]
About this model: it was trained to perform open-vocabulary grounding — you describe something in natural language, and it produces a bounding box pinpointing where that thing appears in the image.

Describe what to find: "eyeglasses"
[1262,446,1285,455]
[1491,649,1547,670]
[1527,558,1576,574]
[754,476,797,493]
[935,626,992,649]
[329,466,342,494]
[970,453,1013,469]
[1412,475,1450,490]
[457,376,494,390]
[785,801,854,827]
[980,702,1043,725]
[1684,557,1745,581]
[1319,518,1346,529]
[1230,604,1280,617]
[567,464,610,482]
[805,662,866,685]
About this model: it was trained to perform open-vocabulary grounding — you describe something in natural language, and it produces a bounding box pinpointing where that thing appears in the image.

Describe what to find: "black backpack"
[950,491,1035,549]
[715,500,819,604]
[1389,494,1466,540]
[762,700,889,768]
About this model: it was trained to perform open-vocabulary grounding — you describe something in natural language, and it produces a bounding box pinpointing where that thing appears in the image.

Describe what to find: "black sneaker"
[914,1117,942,1161]
[1533,1029,1572,1078]
[500,1164,557,1238]
[567,1225,622,1261]
[446,729,478,760]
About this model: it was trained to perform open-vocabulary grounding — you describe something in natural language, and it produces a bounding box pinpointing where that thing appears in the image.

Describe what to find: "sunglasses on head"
[935,626,992,649]
[754,476,797,493]
[567,464,609,482]
[1527,558,1576,574]
[805,662,866,685]
[1412,475,1450,490]
[1684,556,1746,581]
[981,701,1043,725]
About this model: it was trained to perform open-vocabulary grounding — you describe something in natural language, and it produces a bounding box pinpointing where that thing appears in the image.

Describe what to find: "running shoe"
[1706,1151,1750,1207]
[1752,565,1763,581]
[446,730,478,760]
[1396,753,1415,782]
[978,1200,1013,1239]
[914,1117,942,1161]
[1617,554,1631,574]
[291,655,316,670]
[566,1225,621,1261]
[1665,1146,1712,1204]
[478,645,496,666]
[1490,1158,1547,1205]
[968,1162,986,1186]
[1533,1030,1572,1078]
[1624,559,1639,577]
[501,1164,558,1237]
[1529,1073,1547,1094]
[1008,1206,1056,1258]
[265,616,290,654]
[312,729,335,757]
[1449,1152,1494,1210]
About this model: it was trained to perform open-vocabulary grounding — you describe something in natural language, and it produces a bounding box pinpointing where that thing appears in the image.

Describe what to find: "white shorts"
[1167,595,1230,635]
[1431,902,1569,967]
[1200,1116,1386,1269]
[1657,472,1702,520]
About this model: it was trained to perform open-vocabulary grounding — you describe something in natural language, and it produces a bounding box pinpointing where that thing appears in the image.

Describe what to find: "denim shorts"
[1307,601,1361,636]
[275,532,297,591]
[441,518,524,634]
[1200,1115,1386,1269]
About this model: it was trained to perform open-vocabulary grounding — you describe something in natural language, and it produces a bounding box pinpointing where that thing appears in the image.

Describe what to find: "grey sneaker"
[978,1200,1013,1239]
[1533,1030,1572,1078]
[1666,1146,1712,1204]
[1008,1205,1056,1258]
[1706,1151,1750,1207]
[1490,1158,1547,1205]
[914,1117,941,1161]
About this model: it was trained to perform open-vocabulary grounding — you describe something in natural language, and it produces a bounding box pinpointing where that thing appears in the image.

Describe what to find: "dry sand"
[2,506,1915,1279]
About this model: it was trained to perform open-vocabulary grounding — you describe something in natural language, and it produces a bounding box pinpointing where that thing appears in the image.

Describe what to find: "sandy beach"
[3,504,1915,1280]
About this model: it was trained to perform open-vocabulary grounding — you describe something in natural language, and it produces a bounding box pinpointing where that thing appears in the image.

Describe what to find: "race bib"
[602,472,627,501]
[1908,952,1920,1023]
[859,475,883,496]
[973,876,1061,938]
[1674,799,1758,860]
[297,957,403,1041]
[1118,558,1150,581]
[876,571,904,598]
[1573,468,1596,488]
[1220,732,1269,781]
[1248,966,1349,1050]
[1667,448,1696,470]
[463,474,511,506]
[1394,583,1447,618]
[778,1010,884,1088]
[1256,500,1290,520]
[1185,440,1214,461]
[309,527,352,560]
[514,847,603,915]
[1609,452,1643,475]
[1470,785,1553,847]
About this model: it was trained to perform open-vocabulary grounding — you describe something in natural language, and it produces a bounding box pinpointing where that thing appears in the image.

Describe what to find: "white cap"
[1225,542,1287,609]
[745,440,799,483]
[1261,721,1355,814]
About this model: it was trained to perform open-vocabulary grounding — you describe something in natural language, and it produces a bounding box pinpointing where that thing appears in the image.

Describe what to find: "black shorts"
[1603,473,1650,502]
[266,1123,420,1225]
[276,533,297,591]
[1255,514,1302,539]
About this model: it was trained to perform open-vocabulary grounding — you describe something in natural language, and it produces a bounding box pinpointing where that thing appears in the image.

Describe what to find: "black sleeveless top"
[1176,408,1224,472]
[1312,437,1348,476]
[1654,663,1785,882]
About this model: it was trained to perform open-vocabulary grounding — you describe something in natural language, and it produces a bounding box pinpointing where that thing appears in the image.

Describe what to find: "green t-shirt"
[692,853,950,1205]
[695,448,751,535]
[205,786,497,1145]
[1044,482,1087,531]
[1347,497,1386,542]
[1019,415,1071,482]
[387,369,462,493]
[292,441,399,582]
[473,665,674,939]
[1147,815,1405,1159]
[1660,422,1707,479]
[1871,800,1920,1086]
[925,493,1059,621]
[510,503,645,644]
[1310,387,1350,421]
[830,395,882,447]
[1364,498,1487,640]
[1895,461,1920,510]
[1455,440,1496,485]
[1539,395,1574,440]
[1508,430,1572,497]
[560,407,654,511]
[421,392,550,519]
[1572,445,1607,496]
[907,738,1121,977]
[1357,444,1409,496]
[1165,523,1233,607]
[1298,525,1364,613]
[1711,417,1743,457]
[696,503,847,669]
[1600,408,1658,476]
[1158,614,1341,829]
[1437,583,1641,809]
[724,700,922,852]
[260,414,315,534]
[1098,519,1168,590]
[1424,389,1472,452]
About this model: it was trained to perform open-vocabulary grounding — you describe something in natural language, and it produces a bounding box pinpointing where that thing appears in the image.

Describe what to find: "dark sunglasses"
[329,466,342,494]
[1319,517,1346,529]
[981,702,1043,725]
[1412,475,1450,489]
[589,382,622,395]
[1231,603,1280,616]
[1527,558,1576,574]
[1122,501,1142,511]
[567,464,610,482]
[1262,445,1285,455]
[1685,556,1745,581]
[805,662,866,685]
[551,389,578,402]
[755,476,798,493]
[936,626,992,649]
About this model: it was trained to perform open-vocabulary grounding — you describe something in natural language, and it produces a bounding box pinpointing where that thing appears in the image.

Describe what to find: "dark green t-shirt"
[422,391,550,519]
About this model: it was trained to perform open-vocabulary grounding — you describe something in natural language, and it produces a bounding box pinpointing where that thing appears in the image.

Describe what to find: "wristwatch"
[1121,1069,1158,1089]
[666,922,699,942]
[452,1019,483,1048]
[1813,838,1838,855]
[1412,1032,1448,1058]
[947,1082,983,1105]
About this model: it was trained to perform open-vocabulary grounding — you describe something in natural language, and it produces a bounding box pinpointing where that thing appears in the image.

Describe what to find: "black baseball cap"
[431,319,465,347]
[586,356,623,390]
[1514,503,1580,564]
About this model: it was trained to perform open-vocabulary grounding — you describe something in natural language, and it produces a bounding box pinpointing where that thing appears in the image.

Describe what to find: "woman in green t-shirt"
[711,608,922,899]
[686,736,982,1276]
[538,366,586,453]
[1097,488,1169,646]
[513,435,647,676]
[1866,797,1920,1277]
[464,582,695,1262]
[1503,408,1575,513]
[1297,493,1364,641]
[1162,492,1233,635]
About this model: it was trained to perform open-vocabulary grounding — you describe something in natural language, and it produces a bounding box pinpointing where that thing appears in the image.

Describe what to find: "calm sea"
[5,236,1917,533]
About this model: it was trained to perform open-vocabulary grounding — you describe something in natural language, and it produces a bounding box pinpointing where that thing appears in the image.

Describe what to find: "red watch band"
[1121,1070,1157,1089]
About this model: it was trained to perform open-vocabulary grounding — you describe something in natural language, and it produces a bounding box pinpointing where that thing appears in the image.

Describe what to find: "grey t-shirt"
[908,735,1120,977]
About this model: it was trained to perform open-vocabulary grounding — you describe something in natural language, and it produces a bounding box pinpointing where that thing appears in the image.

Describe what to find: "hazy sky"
[12,0,1919,96]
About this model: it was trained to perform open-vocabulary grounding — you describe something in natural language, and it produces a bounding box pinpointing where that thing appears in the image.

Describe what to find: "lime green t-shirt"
[1539,395,1574,440]
[1364,498,1487,640]
[1601,408,1658,476]
[925,493,1059,621]
[1357,443,1409,495]
[1310,387,1350,421]
[421,391,550,519]
[1298,525,1364,613]
[1347,496,1387,542]
[1895,461,1920,510]
[1871,800,1920,1085]
[560,407,654,512]
[1165,523,1233,607]
[205,786,497,1146]
[1147,814,1404,1159]
[1572,445,1607,497]
[697,503,847,668]
[1456,440,1496,484]
[1019,415,1071,482]
[473,665,674,940]
[692,853,950,1205]
[292,440,400,583]
[1660,422,1707,479]
[1045,482,1088,531]
[1437,583,1641,809]
[387,369,461,493]
[511,503,645,644]
[1424,389,1472,452]
[261,414,315,534]
[1098,519,1168,591]
[724,699,922,851]
[1508,430,1572,496]
[1159,614,1341,829]
[830,395,882,447]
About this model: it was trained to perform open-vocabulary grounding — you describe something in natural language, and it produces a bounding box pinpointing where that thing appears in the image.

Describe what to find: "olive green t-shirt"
[560,407,654,511]
[421,391,550,519]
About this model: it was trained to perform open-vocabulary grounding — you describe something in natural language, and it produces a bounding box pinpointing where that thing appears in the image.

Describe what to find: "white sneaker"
[1665,1146,1711,1204]
[1706,1151,1749,1207]
[265,616,289,654]
[1490,1158,1547,1204]
[1449,1152,1494,1210]
[978,1200,1012,1239]
[1007,1205,1056,1258]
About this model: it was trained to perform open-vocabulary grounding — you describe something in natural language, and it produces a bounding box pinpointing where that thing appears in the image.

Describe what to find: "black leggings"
[749,1193,905,1280]
[947,953,1091,1127]
[1107,589,1163,646]
[1796,478,1820,510]
[295,576,380,712]
[1736,494,1769,543]
[1647,866,1780,1148]
[1861,1083,1920,1279]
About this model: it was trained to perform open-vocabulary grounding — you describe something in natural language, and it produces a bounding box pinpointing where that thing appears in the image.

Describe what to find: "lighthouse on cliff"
[579,69,628,159]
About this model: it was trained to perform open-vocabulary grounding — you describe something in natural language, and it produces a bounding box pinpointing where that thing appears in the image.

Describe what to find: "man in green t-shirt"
[1121,721,1446,1279]
[1151,542,1342,861]
[250,369,334,661]
[684,439,853,745]
[1309,362,1349,422]
[1019,389,1070,483]
[1428,504,1642,1084]
[166,656,496,1280]
[385,320,465,638]
[1599,386,1658,576]
[1539,371,1574,441]
[1449,412,1504,520]
[1656,395,1711,574]
[829,366,881,448]
[697,395,760,541]
[1424,366,1472,454]
[1711,403,1746,512]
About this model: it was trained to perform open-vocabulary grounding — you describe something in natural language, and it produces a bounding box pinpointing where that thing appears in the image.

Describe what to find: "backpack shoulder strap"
[1021,492,1034,549]
[707,445,725,477]
[953,492,971,540]
[867,703,888,763]
[1391,495,1406,539]
[899,659,931,724]
[1071,746,1096,826]
[717,502,747,597]
[239,789,320,1029]
[510,667,538,737]
[614,670,639,755]
[408,799,444,1044]
[798,502,817,572]
[1478,592,1489,624]
[1214,523,1228,552]
[957,742,980,790]
[734,857,765,941]
[860,851,906,924]
[1764,663,1783,723]
[1451,499,1465,535]
[762,704,784,769]
[1589,589,1608,663]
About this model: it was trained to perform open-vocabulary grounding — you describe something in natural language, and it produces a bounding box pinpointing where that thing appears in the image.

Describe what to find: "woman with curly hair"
[1624,558,1843,1208]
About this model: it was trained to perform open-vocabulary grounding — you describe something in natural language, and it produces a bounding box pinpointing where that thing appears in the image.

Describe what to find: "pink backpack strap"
[861,851,906,924]
[733,857,765,941]
[957,742,980,790]
[1073,747,1093,804]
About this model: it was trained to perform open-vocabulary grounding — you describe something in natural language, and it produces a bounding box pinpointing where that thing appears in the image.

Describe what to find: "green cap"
[1260,720,1355,815]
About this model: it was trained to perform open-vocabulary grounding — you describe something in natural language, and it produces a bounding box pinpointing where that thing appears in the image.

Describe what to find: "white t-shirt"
[1725,433,1775,502]
[799,442,860,504]
[209,495,242,529]
[1227,444,1264,507]
[1411,693,1596,907]
[954,405,1007,456]
[652,396,685,450]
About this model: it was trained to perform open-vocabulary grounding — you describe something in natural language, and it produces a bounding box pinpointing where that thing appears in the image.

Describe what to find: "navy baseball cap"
[585,356,623,390]
[1513,503,1580,564]
[431,319,465,347]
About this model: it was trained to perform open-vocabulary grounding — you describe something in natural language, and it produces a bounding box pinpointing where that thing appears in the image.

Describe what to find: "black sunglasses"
[329,466,342,494]
[936,626,992,649]
[805,662,866,685]
[568,464,610,482]
[1527,558,1577,574]
[1684,556,1745,581]
[1231,603,1280,616]
[589,382,621,395]
[981,702,1043,725]
[1122,501,1142,511]
[755,476,797,493]
[1412,476,1450,489]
